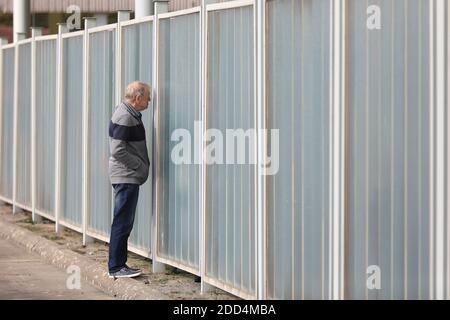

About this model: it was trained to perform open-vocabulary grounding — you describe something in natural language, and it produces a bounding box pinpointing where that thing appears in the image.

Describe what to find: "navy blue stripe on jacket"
[109,120,146,142]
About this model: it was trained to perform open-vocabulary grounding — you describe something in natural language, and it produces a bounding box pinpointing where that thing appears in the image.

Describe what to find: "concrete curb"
[0,218,170,300]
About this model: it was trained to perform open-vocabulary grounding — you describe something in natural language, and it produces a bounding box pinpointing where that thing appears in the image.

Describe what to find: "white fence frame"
[153,5,202,279]
[117,14,155,259]
[0,0,448,301]
[56,30,84,234]
[203,0,256,300]
[32,34,58,222]
[13,38,33,214]
[84,23,118,244]
[0,42,15,205]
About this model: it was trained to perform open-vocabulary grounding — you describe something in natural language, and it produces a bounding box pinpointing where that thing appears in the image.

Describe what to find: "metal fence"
[15,40,32,211]
[120,17,154,257]
[58,32,84,232]
[86,25,117,242]
[347,0,431,300]
[266,0,331,300]
[157,8,201,276]
[0,45,14,202]
[35,36,58,220]
[205,3,255,299]
[0,0,449,300]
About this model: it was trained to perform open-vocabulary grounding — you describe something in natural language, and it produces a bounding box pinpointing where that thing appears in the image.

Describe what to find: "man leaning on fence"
[107,81,151,278]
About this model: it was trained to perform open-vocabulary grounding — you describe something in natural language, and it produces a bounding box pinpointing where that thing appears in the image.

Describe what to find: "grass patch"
[43,234,64,241]
[16,217,33,224]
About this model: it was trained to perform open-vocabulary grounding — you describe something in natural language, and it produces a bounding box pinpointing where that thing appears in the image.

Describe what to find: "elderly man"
[108,81,151,278]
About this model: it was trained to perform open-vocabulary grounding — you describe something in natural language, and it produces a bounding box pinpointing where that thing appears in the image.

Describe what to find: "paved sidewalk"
[0,237,114,300]
[0,204,235,300]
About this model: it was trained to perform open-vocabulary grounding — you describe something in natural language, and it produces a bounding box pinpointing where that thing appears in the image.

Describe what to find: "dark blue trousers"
[108,183,139,273]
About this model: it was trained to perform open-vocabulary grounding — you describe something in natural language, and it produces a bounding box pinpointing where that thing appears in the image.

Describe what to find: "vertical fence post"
[329,0,347,300]
[429,0,435,300]
[135,0,154,19]
[0,37,8,206]
[31,27,43,223]
[82,17,97,246]
[199,0,216,294]
[341,0,348,300]
[254,0,266,300]
[152,0,168,274]
[200,0,207,294]
[116,10,131,107]
[429,0,446,300]
[12,32,26,215]
[436,0,446,301]
[447,0,450,301]
[55,23,68,234]
[111,10,131,246]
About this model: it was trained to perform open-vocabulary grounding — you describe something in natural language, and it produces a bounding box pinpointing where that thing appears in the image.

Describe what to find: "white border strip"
[0,196,13,204]
[159,6,201,19]
[200,0,208,294]
[203,275,254,300]
[156,255,201,277]
[14,202,32,212]
[329,0,346,300]
[151,0,168,273]
[61,30,84,39]
[16,38,32,45]
[120,15,154,27]
[254,0,266,300]
[88,23,117,34]
[128,245,152,259]
[429,0,435,300]
[447,0,450,300]
[54,25,67,234]
[31,30,37,222]
[35,209,56,222]
[206,0,253,12]
[86,230,110,244]
[82,19,96,245]
[12,42,19,214]
[1,43,15,49]
[34,34,58,42]
[435,0,445,301]
[58,219,83,234]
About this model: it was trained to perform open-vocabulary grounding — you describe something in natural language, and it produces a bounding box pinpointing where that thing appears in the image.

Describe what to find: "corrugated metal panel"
[0,47,14,200]
[347,0,430,299]
[88,29,116,238]
[16,42,32,208]
[206,5,255,297]
[121,21,153,255]
[158,12,200,271]
[168,0,200,12]
[266,0,331,300]
[35,39,57,216]
[61,35,83,226]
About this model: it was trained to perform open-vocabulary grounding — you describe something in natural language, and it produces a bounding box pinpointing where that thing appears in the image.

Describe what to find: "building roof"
[0,0,226,14]
[0,0,136,13]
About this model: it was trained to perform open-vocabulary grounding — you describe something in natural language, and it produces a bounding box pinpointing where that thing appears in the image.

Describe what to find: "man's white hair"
[124,81,150,100]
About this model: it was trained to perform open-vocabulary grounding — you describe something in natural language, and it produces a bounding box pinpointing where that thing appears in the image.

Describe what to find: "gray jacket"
[108,102,150,185]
